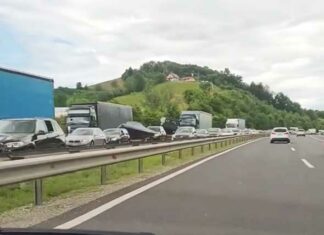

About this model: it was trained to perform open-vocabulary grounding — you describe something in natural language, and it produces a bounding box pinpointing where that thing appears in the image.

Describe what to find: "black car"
[0,118,66,156]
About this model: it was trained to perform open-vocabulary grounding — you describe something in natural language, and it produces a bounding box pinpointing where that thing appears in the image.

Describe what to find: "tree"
[76,82,83,89]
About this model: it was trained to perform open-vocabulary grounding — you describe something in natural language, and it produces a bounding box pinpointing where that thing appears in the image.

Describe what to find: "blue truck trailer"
[0,67,54,119]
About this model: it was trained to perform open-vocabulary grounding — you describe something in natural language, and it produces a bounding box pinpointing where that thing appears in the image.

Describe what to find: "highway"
[38,135,324,235]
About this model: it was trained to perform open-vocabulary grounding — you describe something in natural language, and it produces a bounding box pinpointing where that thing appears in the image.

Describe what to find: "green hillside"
[54,60,324,129]
[112,81,198,110]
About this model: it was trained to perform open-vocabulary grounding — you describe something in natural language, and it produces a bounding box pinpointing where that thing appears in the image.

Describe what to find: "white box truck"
[179,111,212,129]
[225,118,246,130]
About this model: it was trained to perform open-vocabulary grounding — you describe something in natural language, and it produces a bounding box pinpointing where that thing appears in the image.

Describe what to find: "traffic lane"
[73,138,324,235]
[291,135,324,168]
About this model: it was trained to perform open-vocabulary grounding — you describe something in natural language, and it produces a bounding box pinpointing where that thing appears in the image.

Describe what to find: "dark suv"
[0,118,66,155]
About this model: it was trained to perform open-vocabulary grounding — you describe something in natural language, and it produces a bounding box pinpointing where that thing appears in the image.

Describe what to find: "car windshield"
[274,129,287,133]
[0,120,36,134]
[222,129,232,133]
[104,129,120,135]
[71,129,93,136]
[197,130,206,134]
[177,128,193,133]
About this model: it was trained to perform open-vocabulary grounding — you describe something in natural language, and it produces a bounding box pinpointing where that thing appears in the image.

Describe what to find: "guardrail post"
[162,154,166,165]
[138,158,143,173]
[220,141,223,148]
[201,145,204,153]
[191,147,194,156]
[179,149,182,159]
[34,179,43,206]
[100,166,107,185]
[208,143,211,151]
[225,140,227,147]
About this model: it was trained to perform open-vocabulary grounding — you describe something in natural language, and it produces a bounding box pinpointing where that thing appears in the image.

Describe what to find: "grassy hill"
[112,81,198,110]
[54,60,324,129]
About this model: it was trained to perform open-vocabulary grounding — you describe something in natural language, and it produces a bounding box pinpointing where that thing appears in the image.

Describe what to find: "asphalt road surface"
[43,135,324,235]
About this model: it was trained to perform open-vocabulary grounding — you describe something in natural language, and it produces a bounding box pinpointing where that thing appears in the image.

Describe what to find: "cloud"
[1,0,324,109]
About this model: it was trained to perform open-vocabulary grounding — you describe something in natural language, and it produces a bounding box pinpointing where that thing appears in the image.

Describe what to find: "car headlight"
[5,141,25,148]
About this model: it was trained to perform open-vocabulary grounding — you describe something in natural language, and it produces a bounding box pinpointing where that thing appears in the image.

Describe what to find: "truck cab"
[179,113,198,128]
[67,106,97,133]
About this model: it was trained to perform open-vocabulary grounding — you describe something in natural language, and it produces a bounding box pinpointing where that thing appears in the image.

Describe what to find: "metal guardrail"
[0,134,264,205]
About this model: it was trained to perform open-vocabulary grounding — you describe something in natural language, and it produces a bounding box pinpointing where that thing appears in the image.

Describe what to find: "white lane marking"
[301,159,315,169]
[55,138,264,229]
[291,147,296,151]
[309,135,324,142]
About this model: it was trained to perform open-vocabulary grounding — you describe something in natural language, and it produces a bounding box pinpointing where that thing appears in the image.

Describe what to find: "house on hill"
[166,72,180,81]
[181,76,196,82]
[166,72,196,82]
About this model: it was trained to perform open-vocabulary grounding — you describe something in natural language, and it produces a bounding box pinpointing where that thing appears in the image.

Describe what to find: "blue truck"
[0,67,54,119]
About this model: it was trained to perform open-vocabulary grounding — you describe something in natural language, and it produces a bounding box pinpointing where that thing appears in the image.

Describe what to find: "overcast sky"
[1,0,324,109]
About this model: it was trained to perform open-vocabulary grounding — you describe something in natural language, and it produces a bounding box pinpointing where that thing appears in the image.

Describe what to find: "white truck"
[307,128,317,135]
[179,111,212,129]
[225,119,246,130]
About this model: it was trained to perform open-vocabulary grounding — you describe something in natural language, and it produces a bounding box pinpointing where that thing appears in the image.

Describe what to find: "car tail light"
[284,132,289,135]
[271,132,276,135]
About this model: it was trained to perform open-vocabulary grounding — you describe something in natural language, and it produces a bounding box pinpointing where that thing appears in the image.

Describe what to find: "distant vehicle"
[179,111,212,129]
[289,127,299,135]
[208,128,221,137]
[229,128,241,135]
[220,128,235,136]
[66,128,106,147]
[270,127,290,143]
[319,130,324,135]
[0,67,54,119]
[66,102,133,133]
[119,121,156,140]
[196,129,209,138]
[307,128,317,135]
[296,129,306,137]
[173,127,197,140]
[161,118,179,134]
[0,118,65,153]
[103,128,130,144]
[225,119,246,130]
[241,129,251,135]
[147,126,167,139]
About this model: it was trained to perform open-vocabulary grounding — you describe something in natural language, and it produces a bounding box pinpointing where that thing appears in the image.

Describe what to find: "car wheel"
[287,140,290,144]
[270,140,274,144]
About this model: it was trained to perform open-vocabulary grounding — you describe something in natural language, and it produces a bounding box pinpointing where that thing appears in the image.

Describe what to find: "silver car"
[104,128,130,144]
[173,127,197,140]
[66,128,106,147]
[208,128,221,137]
[196,129,210,138]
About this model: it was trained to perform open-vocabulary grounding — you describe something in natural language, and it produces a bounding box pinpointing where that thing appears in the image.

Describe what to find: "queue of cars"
[0,117,259,155]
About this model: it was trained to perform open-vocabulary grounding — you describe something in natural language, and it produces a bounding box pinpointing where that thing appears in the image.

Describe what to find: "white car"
[66,128,106,147]
[147,126,167,139]
[196,129,209,138]
[270,127,290,143]
[208,128,222,137]
[220,128,234,136]
[296,129,306,137]
[173,127,196,140]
